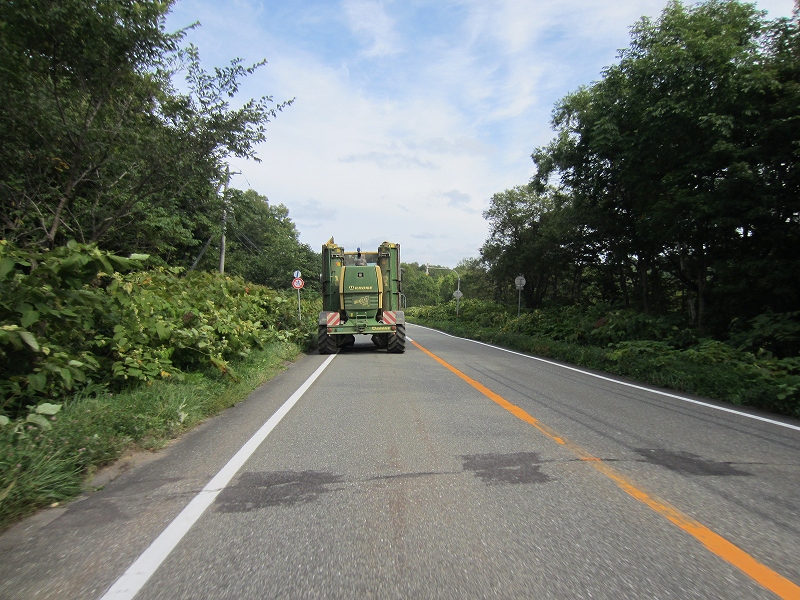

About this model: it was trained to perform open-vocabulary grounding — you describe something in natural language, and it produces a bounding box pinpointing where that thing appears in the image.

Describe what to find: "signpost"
[426,265,463,316]
[515,275,526,319]
[453,288,463,317]
[292,273,304,321]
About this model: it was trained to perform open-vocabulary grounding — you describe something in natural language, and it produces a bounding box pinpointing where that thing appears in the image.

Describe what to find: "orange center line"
[411,339,800,600]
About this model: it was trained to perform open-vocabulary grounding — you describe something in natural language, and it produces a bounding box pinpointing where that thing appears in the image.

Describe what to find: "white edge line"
[409,324,800,433]
[100,353,337,600]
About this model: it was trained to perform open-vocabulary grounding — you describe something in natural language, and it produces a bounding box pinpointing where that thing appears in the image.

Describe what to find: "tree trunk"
[638,255,649,315]
[619,261,630,308]
[696,244,708,332]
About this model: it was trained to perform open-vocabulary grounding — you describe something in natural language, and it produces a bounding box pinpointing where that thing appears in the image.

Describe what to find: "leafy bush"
[0,240,140,412]
[0,241,310,419]
[728,311,800,358]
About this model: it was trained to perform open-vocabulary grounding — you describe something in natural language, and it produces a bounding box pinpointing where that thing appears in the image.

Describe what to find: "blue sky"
[165,0,796,267]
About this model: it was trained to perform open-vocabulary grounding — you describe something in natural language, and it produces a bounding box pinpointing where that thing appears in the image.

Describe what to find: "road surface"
[1,324,798,599]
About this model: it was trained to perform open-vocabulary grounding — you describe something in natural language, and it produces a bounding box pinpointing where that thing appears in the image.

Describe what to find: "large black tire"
[387,323,406,354]
[318,325,336,354]
[371,333,389,348]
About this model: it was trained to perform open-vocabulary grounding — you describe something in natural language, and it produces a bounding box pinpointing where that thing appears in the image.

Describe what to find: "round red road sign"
[291,277,304,289]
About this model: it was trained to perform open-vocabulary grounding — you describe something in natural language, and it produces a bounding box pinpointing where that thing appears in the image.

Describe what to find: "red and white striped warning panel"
[326,312,341,326]
[382,311,396,325]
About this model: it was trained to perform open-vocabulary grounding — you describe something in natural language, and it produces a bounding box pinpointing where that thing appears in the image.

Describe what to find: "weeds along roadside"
[0,241,324,531]
[406,301,800,420]
[0,341,303,530]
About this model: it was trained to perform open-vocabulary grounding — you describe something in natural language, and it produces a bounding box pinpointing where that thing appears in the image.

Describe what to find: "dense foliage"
[0,241,314,420]
[401,259,494,308]
[0,1,317,528]
[213,190,320,291]
[482,0,800,344]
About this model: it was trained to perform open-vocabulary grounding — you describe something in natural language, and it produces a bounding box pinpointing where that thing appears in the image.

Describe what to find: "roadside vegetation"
[0,241,320,529]
[407,300,800,419]
[0,339,302,528]
[406,2,800,421]
[0,1,320,530]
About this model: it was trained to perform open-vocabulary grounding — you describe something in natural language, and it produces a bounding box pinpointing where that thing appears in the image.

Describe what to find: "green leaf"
[18,330,40,351]
[129,253,150,261]
[0,257,15,280]
[156,322,171,340]
[35,403,62,415]
[59,367,74,388]
[20,306,40,328]
[27,372,47,392]
[98,256,113,274]
[0,327,23,350]
[26,413,52,430]
[0,415,10,427]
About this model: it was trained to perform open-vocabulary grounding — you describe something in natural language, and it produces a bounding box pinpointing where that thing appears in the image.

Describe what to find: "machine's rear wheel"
[371,333,389,348]
[387,323,406,353]
[318,325,336,354]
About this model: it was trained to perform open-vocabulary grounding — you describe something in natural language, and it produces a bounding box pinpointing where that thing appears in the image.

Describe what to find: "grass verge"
[0,341,303,531]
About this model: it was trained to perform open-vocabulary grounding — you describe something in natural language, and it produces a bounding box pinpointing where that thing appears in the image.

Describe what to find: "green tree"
[454,258,493,304]
[530,0,800,330]
[482,185,587,308]
[401,262,440,307]
[0,0,290,259]
[215,190,320,291]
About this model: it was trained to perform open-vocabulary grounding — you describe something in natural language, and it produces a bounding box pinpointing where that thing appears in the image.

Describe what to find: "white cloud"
[340,151,438,170]
[342,0,402,57]
[223,49,498,265]
[441,190,474,213]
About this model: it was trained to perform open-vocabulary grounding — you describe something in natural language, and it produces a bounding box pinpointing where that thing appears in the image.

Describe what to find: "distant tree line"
[0,0,316,289]
[481,0,800,339]
[401,260,493,308]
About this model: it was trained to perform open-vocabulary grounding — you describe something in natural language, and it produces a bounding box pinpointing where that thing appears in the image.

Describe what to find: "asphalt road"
[1,323,799,599]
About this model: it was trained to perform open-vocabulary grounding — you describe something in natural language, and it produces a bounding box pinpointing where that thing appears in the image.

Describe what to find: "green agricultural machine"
[318,238,405,354]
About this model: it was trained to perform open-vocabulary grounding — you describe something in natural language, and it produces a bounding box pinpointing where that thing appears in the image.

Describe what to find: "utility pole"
[219,166,230,274]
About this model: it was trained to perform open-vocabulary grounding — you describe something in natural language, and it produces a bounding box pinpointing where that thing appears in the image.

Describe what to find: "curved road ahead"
[2,324,799,599]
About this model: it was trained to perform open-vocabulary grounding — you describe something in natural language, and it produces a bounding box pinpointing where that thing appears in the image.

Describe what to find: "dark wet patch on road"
[58,497,128,528]
[460,452,553,485]
[635,449,752,476]
[368,471,446,482]
[215,470,344,512]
